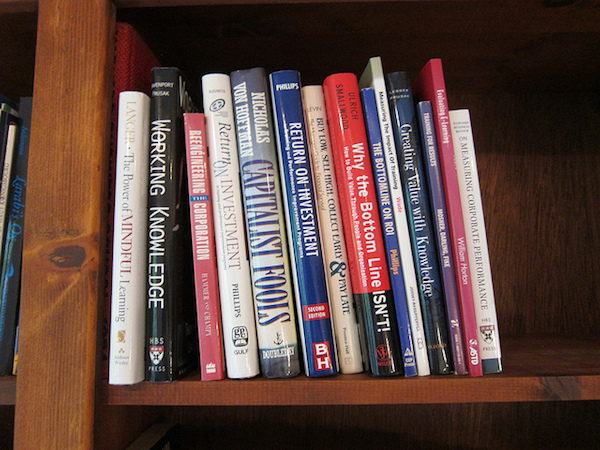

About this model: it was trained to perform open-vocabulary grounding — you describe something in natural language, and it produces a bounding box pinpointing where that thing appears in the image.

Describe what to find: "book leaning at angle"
[323,72,403,376]
[302,84,364,374]
[361,87,417,377]
[412,58,482,376]
[146,67,199,382]
[359,57,430,376]
[202,73,260,379]
[450,109,502,374]
[270,70,337,377]
[417,100,467,375]
[109,91,150,385]
[0,102,24,376]
[184,112,226,381]
[230,67,301,378]
[386,71,453,375]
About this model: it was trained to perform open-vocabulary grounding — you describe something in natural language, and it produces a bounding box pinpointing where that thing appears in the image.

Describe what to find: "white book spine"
[0,121,18,244]
[359,58,430,376]
[450,109,502,373]
[109,91,150,385]
[202,73,260,379]
[302,85,364,374]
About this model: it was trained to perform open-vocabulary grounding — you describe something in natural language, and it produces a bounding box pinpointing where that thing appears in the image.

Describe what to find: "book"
[202,73,260,379]
[183,112,226,381]
[450,108,502,374]
[417,100,467,375]
[302,84,364,375]
[361,86,417,377]
[323,72,403,376]
[412,58,482,376]
[269,70,337,377]
[0,101,25,376]
[230,67,301,378]
[0,108,19,244]
[103,22,161,379]
[386,71,453,375]
[109,91,150,385]
[145,67,199,382]
[359,57,430,376]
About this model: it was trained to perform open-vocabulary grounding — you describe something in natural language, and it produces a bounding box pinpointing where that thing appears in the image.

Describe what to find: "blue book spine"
[269,70,337,377]
[386,71,453,374]
[417,100,468,375]
[231,67,301,378]
[361,88,417,377]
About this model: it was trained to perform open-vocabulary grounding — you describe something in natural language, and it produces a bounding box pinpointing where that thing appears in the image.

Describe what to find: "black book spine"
[146,68,198,381]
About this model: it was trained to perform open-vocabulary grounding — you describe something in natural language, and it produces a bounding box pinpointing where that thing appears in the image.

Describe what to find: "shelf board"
[0,376,16,405]
[106,336,600,406]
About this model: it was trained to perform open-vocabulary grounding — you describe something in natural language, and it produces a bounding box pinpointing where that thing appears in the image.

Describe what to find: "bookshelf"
[5,0,600,448]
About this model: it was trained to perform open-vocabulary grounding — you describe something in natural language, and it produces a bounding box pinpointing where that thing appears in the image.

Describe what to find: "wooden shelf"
[0,377,16,405]
[107,336,600,405]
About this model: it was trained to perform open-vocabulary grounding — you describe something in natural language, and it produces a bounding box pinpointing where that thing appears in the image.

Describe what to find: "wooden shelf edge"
[106,373,600,406]
[105,336,600,406]
[0,376,16,405]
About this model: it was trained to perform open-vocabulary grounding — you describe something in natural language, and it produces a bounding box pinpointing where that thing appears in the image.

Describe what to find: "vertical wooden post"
[14,0,115,447]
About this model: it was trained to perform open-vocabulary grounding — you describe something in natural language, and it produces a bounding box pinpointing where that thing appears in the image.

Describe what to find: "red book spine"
[184,113,226,381]
[323,73,403,376]
[412,59,482,376]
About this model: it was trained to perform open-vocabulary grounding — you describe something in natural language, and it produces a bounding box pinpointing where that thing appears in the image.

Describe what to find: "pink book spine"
[413,59,482,376]
[184,113,226,381]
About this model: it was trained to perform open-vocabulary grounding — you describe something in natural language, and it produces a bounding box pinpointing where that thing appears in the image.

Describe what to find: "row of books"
[108,50,502,384]
[0,94,32,377]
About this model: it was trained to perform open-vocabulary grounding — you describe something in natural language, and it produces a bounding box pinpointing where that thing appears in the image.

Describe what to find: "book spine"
[358,57,430,376]
[269,70,337,377]
[323,72,403,376]
[183,112,226,381]
[146,67,198,382]
[361,87,417,377]
[450,109,502,374]
[302,84,365,374]
[109,91,150,385]
[202,73,260,379]
[417,100,467,375]
[412,59,483,376]
[230,67,301,378]
[0,109,23,376]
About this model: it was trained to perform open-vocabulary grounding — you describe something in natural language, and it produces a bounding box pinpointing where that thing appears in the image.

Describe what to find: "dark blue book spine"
[0,99,29,376]
[386,71,453,374]
[361,88,417,377]
[269,70,337,377]
[417,100,467,375]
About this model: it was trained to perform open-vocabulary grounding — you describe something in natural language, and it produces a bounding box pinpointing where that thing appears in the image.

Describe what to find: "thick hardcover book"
[184,112,226,381]
[145,67,198,382]
[104,22,161,379]
[269,70,337,377]
[109,91,150,385]
[450,109,502,374]
[0,102,25,376]
[361,87,417,377]
[323,72,403,376]
[230,67,301,378]
[417,100,467,375]
[359,57,430,376]
[202,73,260,379]
[412,58,482,376]
[386,71,452,375]
[302,84,364,374]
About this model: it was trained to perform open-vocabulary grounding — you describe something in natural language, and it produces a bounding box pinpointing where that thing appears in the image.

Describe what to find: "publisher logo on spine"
[149,346,164,365]
[376,344,392,366]
[313,342,332,371]
[209,98,225,112]
[232,326,249,347]
[480,325,495,344]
